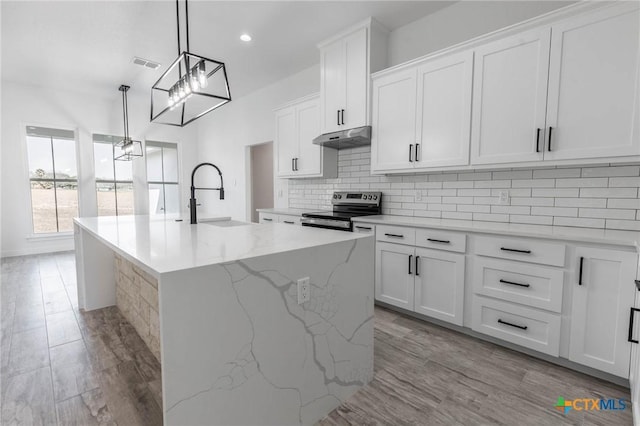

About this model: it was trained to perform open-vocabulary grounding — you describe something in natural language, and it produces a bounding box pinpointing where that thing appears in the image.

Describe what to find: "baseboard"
[375,301,630,388]
[1,243,75,258]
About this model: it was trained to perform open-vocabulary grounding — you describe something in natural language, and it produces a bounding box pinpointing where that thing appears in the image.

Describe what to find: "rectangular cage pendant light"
[150,0,232,127]
[115,85,143,161]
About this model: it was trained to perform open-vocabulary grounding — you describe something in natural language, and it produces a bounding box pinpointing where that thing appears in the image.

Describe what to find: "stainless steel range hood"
[312,126,371,149]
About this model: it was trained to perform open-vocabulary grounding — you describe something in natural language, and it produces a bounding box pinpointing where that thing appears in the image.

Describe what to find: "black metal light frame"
[150,0,232,127]
[115,85,143,161]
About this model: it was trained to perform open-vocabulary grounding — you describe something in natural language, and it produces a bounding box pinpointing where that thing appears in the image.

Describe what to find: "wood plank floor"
[1,252,633,425]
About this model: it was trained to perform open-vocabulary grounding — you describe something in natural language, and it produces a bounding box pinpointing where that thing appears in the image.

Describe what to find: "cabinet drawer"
[376,226,416,245]
[471,296,561,356]
[474,235,566,267]
[278,215,300,225]
[415,228,466,253]
[354,223,376,234]
[473,258,564,312]
[259,213,277,224]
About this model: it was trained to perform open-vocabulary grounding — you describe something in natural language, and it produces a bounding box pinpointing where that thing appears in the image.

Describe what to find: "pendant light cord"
[121,87,129,140]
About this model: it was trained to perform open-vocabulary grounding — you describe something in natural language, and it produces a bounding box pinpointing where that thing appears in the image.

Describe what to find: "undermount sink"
[203,220,251,228]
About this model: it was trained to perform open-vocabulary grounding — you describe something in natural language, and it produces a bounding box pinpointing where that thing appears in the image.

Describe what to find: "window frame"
[145,140,180,215]
[93,134,135,217]
[23,124,79,236]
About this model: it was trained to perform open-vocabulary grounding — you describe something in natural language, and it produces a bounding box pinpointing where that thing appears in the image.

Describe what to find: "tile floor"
[1,252,633,425]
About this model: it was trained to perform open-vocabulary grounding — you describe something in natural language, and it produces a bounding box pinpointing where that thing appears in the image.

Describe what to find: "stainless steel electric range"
[300,191,382,231]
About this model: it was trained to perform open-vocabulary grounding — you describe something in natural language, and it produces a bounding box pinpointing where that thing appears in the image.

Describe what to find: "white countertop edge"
[352,215,640,249]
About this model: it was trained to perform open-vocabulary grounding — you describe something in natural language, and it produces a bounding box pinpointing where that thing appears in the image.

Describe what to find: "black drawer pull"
[415,256,420,276]
[355,226,372,231]
[499,279,530,288]
[408,255,413,275]
[341,109,345,125]
[629,307,640,343]
[578,257,584,285]
[263,218,273,222]
[385,233,404,238]
[500,247,531,254]
[548,127,553,151]
[329,136,340,140]
[409,144,414,162]
[415,143,420,162]
[427,238,450,244]
[498,319,528,331]
[535,128,541,153]
[283,221,294,224]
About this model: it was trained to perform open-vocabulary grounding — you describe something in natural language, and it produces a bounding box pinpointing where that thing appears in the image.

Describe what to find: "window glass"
[30,183,56,233]
[96,182,116,216]
[146,146,163,182]
[148,183,164,214]
[94,142,115,181]
[116,183,134,215]
[93,134,134,216]
[27,136,54,178]
[164,183,180,214]
[145,141,179,215]
[163,147,179,183]
[52,138,77,179]
[55,181,78,232]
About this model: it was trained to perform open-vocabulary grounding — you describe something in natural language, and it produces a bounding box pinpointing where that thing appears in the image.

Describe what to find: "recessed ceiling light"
[240,34,252,42]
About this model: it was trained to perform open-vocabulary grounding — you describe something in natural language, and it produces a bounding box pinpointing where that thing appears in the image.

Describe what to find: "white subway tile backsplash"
[288,147,640,232]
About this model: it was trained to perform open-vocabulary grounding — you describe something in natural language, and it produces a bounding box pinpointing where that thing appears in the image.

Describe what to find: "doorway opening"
[248,142,274,223]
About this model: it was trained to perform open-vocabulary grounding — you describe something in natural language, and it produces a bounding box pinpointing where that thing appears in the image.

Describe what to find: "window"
[26,126,78,233]
[146,141,180,214]
[93,134,134,216]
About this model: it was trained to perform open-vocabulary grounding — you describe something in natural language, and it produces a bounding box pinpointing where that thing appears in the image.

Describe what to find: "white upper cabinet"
[319,19,388,134]
[415,51,472,168]
[274,94,337,179]
[371,67,417,172]
[371,50,473,173]
[569,247,638,378]
[545,4,640,160]
[470,28,551,165]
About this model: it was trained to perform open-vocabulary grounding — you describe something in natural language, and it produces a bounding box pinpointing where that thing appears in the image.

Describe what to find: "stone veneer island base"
[73,216,374,425]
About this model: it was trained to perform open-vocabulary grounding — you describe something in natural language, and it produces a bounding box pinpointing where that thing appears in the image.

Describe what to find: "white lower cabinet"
[414,248,465,326]
[630,287,640,423]
[375,231,465,326]
[375,242,415,310]
[568,247,638,377]
[258,212,301,225]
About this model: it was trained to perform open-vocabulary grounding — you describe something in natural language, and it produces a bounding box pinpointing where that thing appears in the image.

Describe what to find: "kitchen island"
[73,215,374,425]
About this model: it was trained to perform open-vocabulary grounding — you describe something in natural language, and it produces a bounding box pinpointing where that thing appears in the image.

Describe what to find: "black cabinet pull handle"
[535,128,541,153]
[341,109,345,125]
[499,279,531,288]
[337,110,340,126]
[500,247,531,254]
[409,144,414,162]
[415,256,420,276]
[329,136,340,140]
[355,226,372,230]
[629,307,640,343]
[427,238,450,244]
[548,127,553,151]
[384,233,404,238]
[292,158,295,171]
[408,255,413,275]
[415,143,420,162]
[263,218,273,222]
[498,319,528,331]
[283,221,294,224]
[578,257,584,285]
[635,280,640,291]
[295,158,299,171]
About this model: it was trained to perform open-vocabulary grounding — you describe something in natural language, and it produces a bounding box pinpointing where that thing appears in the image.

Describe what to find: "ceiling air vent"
[132,57,161,70]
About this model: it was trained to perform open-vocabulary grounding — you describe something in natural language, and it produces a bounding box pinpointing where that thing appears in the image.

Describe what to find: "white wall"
[0,81,198,257]
[388,0,575,66]
[195,64,320,221]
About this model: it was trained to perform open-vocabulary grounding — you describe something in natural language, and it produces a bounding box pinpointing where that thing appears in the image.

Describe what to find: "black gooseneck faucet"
[190,162,224,224]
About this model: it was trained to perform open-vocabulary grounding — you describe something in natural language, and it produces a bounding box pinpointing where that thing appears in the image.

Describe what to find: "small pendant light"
[114,85,143,161]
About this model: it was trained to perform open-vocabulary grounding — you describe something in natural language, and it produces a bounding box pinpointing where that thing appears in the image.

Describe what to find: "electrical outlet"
[498,190,510,205]
[415,190,423,202]
[297,277,310,304]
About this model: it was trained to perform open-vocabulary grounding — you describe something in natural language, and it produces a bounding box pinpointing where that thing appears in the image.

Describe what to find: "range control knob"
[338,194,342,199]
[333,194,337,199]
[373,195,378,200]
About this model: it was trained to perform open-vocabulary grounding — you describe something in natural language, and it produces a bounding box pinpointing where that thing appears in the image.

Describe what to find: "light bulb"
[178,81,186,99]
[168,89,175,107]
[172,84,181,103]
[184,77,192,95]
[198,62,208,88]
[189,71,199,91]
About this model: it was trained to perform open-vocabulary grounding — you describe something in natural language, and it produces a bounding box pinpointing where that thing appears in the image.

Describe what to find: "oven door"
[300,217,352,231]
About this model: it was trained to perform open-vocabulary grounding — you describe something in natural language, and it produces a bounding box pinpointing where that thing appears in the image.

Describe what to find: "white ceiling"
[1,1,454,100]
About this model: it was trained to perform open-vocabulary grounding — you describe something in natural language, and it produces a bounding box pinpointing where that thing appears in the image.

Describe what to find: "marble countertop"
[74,215,369,275]
[352,215,640,249]
[256,207,315,216]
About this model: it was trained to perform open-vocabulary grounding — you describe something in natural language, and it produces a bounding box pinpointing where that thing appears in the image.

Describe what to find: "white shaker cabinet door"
[414,248,465,326]
[569,247,637,377]
[375,242,415,310]
[414,50,473,169]
[275,108,297,177]
[370,67,418,173]
[545,4,640,160]
[343,26,369,130]
[295,97,322,177]
[470,28,550,165]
